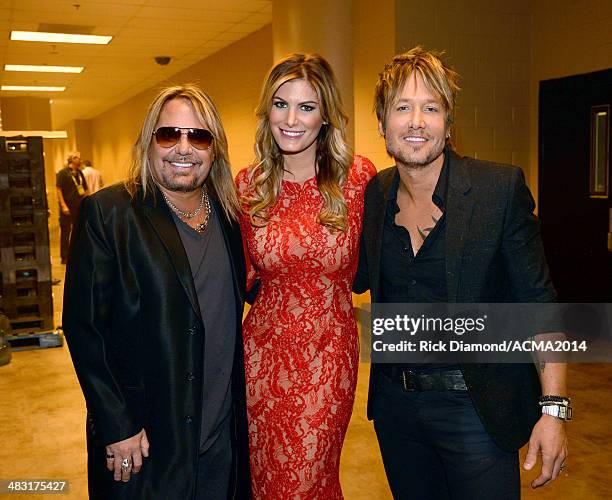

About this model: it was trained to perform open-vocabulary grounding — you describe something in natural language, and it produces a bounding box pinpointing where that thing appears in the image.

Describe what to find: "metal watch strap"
[541,404,573,421]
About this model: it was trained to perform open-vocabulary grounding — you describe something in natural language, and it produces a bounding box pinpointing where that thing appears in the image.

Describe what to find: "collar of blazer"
[444,149,474,302]
[140,184,202,319]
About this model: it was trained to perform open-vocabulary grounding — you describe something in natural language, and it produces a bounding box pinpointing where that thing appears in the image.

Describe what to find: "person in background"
[235,53,376,498]
[82,159,104,194]
[56,151,88,264]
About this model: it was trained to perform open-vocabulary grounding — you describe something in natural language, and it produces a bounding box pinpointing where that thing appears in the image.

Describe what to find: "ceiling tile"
[226,22,268,34]
[241,12,272,24]
[116,23,225,38]
[13,0,143,15]
[1,0,270,126]
[212,32,245,42]
[145,0,258,9]
[133,6,247,22]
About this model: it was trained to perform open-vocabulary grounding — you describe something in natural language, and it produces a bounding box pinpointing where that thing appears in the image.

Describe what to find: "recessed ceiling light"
[10,31,112,45]
[1,85,66,92]
[4,64,84,73]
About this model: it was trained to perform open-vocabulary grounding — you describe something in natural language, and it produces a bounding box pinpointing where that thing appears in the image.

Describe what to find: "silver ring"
[121,458,131,472]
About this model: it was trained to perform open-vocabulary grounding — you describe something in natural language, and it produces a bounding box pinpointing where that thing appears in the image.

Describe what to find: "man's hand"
[106,428,150,482]
[523,414,567,488]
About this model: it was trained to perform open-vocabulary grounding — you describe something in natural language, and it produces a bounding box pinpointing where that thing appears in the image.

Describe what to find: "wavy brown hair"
[125,84,239,220]
[242,53,352,232]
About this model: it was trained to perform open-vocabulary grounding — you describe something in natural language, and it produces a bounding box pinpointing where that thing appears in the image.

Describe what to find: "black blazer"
[63,183,251,499]
[355,149,557,452]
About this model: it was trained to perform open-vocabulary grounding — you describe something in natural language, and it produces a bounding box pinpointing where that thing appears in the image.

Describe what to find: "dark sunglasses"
[153,127,214,150]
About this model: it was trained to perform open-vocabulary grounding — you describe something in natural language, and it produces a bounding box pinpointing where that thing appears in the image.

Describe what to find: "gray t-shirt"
[171,204,236,453]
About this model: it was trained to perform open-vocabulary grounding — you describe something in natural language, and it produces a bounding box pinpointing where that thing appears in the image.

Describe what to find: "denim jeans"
[372,371,520,500]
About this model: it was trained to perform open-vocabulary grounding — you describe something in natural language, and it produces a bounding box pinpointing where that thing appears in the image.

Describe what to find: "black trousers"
[195,415,233,500]
[59,206,81,263]
[59,212,72,262]
[372,371,519,500]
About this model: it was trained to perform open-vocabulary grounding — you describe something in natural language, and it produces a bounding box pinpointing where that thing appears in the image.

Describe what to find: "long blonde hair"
[243,53,352,232]
[125,84,239,220]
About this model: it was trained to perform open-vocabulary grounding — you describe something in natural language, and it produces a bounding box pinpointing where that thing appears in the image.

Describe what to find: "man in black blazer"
[354,47,569,499]
[63,85,251,499]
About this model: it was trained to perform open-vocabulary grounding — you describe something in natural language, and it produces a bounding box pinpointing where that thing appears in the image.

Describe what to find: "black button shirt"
[381,156,448,303]
[380,153,457,371]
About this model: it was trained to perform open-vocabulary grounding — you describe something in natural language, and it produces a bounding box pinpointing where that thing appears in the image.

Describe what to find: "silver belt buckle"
[402,370,417,391]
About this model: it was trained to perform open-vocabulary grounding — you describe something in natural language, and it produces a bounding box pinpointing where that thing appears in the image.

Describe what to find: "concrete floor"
[1,226,610,499]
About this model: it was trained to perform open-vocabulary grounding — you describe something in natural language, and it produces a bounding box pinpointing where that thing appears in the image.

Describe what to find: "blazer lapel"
[140,187,201,319]
[445,151,474,302]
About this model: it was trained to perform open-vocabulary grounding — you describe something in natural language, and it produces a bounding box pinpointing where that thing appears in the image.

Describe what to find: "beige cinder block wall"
[0,97,52,131]
[352,0,396,311]
[529,0,612,201]
[44,122,78,229]
[353,0,396,171]
[73,120,93,165]
[90,25,273,187]
[390,0,611,200]
[395,0,532,180]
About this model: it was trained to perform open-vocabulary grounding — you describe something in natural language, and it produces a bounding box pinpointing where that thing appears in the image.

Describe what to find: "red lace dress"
[235,156,376,499]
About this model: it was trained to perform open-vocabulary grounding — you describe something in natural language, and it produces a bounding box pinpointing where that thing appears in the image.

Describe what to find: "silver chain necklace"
[194,192,211,233]
[163,187,211,234]
[163,187,206,219]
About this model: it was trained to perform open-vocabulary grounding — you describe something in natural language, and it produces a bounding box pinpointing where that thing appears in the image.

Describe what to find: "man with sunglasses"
[63,85,251,500]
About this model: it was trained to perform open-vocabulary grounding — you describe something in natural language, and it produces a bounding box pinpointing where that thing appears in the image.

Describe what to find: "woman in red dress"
[235,53,376,499]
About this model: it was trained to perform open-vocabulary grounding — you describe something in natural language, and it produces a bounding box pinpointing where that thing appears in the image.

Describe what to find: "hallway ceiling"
[0,0,271,128]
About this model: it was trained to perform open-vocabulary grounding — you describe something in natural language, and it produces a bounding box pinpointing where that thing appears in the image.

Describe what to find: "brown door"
[539,69,612,302]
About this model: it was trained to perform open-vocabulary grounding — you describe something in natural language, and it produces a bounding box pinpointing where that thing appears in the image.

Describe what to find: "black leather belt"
[382,367,467,392]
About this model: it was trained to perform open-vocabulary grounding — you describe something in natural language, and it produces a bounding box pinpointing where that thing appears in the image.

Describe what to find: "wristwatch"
[539,395,572,421]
